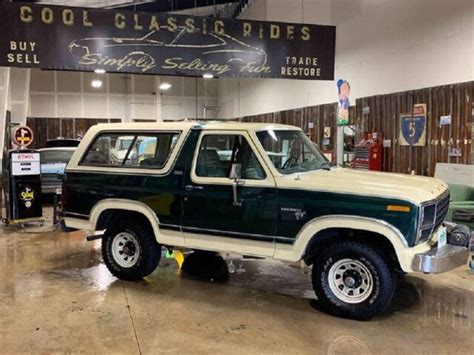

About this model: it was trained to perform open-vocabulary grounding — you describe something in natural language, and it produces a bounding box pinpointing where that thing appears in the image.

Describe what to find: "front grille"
[434,192,450,230]
[418,190,450,244]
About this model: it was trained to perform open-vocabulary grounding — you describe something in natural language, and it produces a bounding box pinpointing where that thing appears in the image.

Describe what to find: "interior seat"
[243,151,265,180]
[197,149,226,177]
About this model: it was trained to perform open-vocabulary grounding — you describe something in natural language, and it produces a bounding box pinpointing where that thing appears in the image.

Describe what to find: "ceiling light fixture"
[94,68,106,74]
[159,82,172,90]
[91,79,103,88]
[202,73,214,79]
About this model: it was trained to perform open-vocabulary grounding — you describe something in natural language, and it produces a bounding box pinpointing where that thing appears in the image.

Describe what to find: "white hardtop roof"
[90,120,301,133]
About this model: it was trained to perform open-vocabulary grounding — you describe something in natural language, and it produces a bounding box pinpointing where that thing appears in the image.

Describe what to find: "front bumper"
[411,230,473,274]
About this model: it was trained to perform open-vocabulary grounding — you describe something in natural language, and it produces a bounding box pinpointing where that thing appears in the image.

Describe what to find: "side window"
[196,134,266,180]
[81,133,127,166]
[81,132,179,168]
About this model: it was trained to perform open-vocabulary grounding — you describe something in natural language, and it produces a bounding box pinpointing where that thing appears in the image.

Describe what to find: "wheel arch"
[90,199,161,239]
[275,215,411,272]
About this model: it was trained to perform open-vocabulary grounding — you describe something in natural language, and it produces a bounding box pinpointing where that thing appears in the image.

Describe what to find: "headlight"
[417,191,450,244]
[421,203,436,228]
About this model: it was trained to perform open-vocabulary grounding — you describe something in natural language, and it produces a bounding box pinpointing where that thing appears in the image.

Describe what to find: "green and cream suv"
[62,121,472,320]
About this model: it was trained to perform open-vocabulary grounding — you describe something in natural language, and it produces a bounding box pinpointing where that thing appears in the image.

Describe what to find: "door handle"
[185,185,203,192]
[232,179,245,207]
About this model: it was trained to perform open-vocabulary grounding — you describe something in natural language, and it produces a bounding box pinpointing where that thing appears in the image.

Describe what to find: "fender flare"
[90,198,161,236]
[275,215,415,272]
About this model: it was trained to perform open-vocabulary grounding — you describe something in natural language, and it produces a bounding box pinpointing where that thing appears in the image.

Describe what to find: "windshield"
[256,130,330,174]
[40,150,74,164]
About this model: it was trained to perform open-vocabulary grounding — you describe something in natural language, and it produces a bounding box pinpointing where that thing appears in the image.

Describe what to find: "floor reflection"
[1,215,473,353]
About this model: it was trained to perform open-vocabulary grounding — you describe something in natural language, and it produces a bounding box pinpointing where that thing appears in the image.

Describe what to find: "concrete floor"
[0,209,473,354]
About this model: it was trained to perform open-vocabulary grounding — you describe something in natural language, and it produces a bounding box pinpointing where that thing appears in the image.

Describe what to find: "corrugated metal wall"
[238,81,473,176]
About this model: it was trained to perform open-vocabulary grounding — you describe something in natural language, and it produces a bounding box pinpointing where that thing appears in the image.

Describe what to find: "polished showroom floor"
[0,208,473,354]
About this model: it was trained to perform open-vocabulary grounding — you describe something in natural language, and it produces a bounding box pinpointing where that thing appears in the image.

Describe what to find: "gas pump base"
[4,217,45,226]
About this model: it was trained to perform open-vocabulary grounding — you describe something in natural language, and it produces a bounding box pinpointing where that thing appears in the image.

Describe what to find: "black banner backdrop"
[0,3,336,80]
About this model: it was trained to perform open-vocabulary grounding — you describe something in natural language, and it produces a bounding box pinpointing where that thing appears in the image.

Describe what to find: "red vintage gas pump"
[353,132,383,171]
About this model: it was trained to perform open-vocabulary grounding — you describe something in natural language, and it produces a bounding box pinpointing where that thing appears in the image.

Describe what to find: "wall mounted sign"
[337,79,350,126]
[439,115,451,125]
[399,104,427,146]
[12,125,34,147]
[448,147,461,157]
[0,3,336,80]
[323,126,331,138]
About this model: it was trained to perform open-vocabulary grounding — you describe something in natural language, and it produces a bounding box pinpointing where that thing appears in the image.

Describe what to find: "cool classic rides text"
[18,5,312,41]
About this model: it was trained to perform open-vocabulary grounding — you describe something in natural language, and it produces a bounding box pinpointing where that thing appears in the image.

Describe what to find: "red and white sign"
[11,152,40,176]
[12,125,34,147]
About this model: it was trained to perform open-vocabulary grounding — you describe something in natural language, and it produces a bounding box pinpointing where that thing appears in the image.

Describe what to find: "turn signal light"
[386,205,411,212]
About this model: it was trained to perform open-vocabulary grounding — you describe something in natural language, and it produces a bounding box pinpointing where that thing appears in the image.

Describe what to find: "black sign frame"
[0,3,336,80]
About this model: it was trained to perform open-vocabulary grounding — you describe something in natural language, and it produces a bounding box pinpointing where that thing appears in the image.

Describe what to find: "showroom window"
[196,134,266,180]
[81,132,179,168]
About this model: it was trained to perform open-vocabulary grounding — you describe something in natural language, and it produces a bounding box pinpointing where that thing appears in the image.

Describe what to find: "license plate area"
[437,225,447,249]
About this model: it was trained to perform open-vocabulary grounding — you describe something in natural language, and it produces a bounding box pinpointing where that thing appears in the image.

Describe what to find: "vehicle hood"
[275,167,448,204]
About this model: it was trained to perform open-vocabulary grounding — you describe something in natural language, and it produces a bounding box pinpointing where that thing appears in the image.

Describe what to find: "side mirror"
[229,163,242,180]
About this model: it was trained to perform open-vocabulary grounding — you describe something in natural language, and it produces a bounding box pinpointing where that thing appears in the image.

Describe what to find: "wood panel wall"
[26,117,121,149]
[355,81,473,176]
[237,81,473,176]
[239,103,347,157]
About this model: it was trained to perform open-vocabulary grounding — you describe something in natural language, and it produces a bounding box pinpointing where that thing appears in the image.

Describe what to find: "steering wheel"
[282,156,298,170]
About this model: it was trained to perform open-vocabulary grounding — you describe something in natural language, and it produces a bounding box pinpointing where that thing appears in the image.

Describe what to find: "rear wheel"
[312,241,396,320]
[102,220,161,281]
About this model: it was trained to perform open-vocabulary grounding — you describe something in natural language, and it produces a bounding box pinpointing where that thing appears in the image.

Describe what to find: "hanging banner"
[399,104,427,146]
[0,3,336,80]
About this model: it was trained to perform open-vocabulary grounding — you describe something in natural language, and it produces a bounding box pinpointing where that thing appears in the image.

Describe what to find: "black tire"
[312,241,396,320]
[102,219,161,281]
[181,250,229,283]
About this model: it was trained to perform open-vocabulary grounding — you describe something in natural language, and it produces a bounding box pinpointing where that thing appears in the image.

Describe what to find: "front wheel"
[102,220,161,281]
[312,241,396,320]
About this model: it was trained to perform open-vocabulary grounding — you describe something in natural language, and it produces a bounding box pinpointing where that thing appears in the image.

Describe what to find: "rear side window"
[81,132,179,168]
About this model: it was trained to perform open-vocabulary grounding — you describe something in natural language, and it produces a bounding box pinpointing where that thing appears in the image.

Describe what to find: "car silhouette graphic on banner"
[68,27,269,76]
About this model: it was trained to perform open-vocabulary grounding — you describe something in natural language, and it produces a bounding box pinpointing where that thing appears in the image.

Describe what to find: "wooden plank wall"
[239,103,343,156]
[238,81,472,176]
[355,81,473,176]
[26,117,121,149]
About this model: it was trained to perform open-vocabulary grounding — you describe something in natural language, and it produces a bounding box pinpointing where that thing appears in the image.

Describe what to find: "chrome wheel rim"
[328,258,374,304]
[111,232,140,268]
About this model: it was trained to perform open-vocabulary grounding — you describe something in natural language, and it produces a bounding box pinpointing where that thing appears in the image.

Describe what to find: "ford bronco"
[62,121,472,320]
